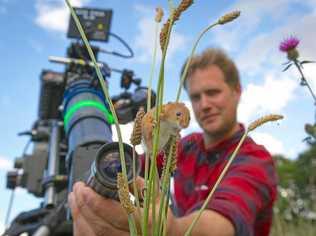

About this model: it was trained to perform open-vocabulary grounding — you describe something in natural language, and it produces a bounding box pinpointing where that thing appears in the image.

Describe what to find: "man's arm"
[69,181,235,236]
[172,210,235,236]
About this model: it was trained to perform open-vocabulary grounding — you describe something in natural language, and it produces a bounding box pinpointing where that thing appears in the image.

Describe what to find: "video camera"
[3,7,155,236]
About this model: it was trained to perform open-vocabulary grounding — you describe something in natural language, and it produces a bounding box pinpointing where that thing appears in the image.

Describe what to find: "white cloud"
[238,73,298,124]
[35,0,90,32]
[0,155,12,171]
[212,0,293,51]
[303,65,316,93]
[133,4,187,63]
[112,123,144,154]
[212,0,316,74]
[250,132,285,155]
[237,10,316,76]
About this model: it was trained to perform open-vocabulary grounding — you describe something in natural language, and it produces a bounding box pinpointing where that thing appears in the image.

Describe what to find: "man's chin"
[202,123,221,135]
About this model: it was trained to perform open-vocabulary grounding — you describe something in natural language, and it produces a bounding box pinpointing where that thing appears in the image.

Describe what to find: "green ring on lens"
[64,100,114,130]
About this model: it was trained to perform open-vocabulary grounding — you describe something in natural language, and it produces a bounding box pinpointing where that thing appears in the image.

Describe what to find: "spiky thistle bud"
[218,10,240,25]
[248,114,284,132]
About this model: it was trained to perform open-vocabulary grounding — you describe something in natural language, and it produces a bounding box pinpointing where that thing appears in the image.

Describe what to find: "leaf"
[300,60,316,65]
[300,78,307,86]
[282,61,291,65]
[282,63,293,72]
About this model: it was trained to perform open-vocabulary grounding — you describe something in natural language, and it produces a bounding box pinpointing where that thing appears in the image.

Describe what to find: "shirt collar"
[201,123,245,154]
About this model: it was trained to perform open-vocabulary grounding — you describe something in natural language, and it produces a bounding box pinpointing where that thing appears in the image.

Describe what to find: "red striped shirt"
[141,125,277,236]
[172,127,277,236]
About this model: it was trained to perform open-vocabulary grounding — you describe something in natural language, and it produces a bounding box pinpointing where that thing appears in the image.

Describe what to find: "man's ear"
[234,83,242,101]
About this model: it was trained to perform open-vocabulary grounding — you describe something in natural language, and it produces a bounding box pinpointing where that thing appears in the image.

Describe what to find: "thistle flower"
[279,36,300,61]
[155,7,164,23]
[217,10,241,25]
[280,36,316,103]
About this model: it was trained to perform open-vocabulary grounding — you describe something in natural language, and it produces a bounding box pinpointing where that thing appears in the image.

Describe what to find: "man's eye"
[190,95,200,101]
[206,90,220,96]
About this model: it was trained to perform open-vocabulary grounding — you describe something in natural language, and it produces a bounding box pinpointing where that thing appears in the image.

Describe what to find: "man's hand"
[68,179,178,236]
[69,181,130,236]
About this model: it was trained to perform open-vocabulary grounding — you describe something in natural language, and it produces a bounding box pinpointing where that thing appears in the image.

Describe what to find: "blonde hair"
[181,48,240,89]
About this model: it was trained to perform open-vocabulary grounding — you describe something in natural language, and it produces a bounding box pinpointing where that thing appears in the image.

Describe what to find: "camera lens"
[87,142,138,199]
[98,152,120,179]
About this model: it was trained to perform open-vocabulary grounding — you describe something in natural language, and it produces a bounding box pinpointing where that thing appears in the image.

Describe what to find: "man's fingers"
[72,181,131,231]
[129,176,146,201]
[68,192,80,220]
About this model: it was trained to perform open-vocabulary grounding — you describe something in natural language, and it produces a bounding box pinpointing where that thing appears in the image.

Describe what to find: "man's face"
[187,65,241,138]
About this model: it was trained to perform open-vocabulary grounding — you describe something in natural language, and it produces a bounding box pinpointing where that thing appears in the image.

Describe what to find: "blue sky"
[1,0,316,232]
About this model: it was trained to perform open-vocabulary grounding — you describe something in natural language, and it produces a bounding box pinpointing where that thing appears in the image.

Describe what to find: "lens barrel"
[86,142,139,199]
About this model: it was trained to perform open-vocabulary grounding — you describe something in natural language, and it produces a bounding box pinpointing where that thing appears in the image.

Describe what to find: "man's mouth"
[201,114,219,123]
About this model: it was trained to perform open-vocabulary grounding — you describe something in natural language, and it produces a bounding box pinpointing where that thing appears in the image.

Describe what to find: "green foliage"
[274,141,316,195]
[274,154,297,187]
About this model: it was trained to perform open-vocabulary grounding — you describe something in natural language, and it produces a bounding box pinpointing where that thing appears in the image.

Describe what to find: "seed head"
[248,114,284,132]
[155,7,164,22]
[130,107,145,146]
[218,10,241,25]
[117,172,135,214]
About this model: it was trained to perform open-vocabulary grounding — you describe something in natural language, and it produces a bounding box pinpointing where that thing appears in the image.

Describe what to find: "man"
[69,48,277,236]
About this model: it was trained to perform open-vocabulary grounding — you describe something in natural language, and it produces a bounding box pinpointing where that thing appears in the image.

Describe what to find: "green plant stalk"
[65,0,128,177]
[151,172,158,236]
[175,22,219,102]
[142,152,158,236]
[158,177,171,236]
[132,147,142,232]
[146,23,159,113]
[156,139,176,235]
[293,59,316,103]
[184,131,248,236]
[65,0,136,234]
[144,22,160,205]
[168,0,175,11]
[128,214,139,236]
[162,182,171,236]
[142,10,175,235]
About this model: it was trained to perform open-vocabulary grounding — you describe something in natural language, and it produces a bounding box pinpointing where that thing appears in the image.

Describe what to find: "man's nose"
[200,94,211,110]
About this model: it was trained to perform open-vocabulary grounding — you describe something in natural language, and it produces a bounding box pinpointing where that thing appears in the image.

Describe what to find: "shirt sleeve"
[190,152,277,236]
[211,152,277,236]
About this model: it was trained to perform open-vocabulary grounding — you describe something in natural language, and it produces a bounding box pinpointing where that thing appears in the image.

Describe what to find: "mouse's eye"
[176,111,182,117]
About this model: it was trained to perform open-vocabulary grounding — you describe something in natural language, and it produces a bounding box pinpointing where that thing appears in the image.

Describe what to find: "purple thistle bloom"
[279,36,300,52]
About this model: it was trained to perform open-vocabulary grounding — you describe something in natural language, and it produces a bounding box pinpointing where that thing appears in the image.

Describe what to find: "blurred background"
[0,0,315,235]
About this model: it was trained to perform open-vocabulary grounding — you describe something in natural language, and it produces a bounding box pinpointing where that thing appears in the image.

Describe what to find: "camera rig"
[3,7,155,236]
